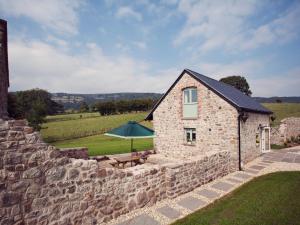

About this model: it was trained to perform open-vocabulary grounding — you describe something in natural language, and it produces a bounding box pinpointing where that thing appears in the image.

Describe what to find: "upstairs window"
[183,88,198,118]
[184,128,196,145]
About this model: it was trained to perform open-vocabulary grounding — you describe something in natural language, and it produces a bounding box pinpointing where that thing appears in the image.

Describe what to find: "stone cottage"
[146,69,272,170]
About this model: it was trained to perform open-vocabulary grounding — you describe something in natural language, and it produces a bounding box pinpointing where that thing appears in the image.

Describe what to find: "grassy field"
[53,134,153,156]
[173,171,300,225]
[263,103,300,126]
[45,112,100,122]
[41,111,153,155]
[41,112,150,142]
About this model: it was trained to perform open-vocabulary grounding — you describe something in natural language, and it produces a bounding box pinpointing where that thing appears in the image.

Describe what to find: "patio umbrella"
[104,121,155,152]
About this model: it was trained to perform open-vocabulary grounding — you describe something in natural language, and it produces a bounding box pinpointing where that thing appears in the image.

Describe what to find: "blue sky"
[0,0,300,96]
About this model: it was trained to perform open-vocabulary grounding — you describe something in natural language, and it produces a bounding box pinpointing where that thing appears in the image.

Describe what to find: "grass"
[45,112,100,122]
[52,134,153,156]
[263,103,300,126]
[41,112,150,142]
[41,111,153,155]
[271,144,285,150]
[172,171,300,225]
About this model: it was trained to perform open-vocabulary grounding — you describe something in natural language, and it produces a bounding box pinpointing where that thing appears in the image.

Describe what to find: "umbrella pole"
[131,138,133,167]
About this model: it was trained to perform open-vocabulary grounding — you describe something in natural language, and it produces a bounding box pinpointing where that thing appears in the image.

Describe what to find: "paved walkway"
[107,147,300,225]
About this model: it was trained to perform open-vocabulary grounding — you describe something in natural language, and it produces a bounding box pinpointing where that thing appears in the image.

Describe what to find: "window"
[185,128,196,144]
[183,88,198,118]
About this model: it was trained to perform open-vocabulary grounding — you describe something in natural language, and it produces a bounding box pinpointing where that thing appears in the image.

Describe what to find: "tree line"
[8,89,63,130]
[79,98,157,115]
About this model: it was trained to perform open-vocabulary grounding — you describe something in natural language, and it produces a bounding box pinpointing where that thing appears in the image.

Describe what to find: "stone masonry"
[0,119,231,225]
[153,72,270,171]
[153,73,239,170]
[240,113,270,164]
[271,117,300,145]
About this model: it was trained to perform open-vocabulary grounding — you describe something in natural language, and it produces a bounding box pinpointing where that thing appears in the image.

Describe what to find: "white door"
[261,127,270,153]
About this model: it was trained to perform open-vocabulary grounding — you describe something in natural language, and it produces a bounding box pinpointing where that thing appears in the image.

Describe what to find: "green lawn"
[52,134,153,156]
[173,171,300,225]
[41,111,153,155]
[41,112,150,142]
[263,103,300,126]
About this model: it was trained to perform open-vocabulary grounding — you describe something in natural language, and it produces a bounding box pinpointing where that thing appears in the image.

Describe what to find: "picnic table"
[114,155,141,168]
[113,153,149,168]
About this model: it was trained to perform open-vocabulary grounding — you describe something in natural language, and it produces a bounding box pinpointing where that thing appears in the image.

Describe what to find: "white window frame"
[183,87,198,118]
[184,128,196,145]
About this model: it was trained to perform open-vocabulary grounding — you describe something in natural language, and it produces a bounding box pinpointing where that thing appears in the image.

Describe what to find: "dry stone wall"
[0,119,231,225]
[59,147,89,159]
[165,151,230,198]
[271,117,300,145]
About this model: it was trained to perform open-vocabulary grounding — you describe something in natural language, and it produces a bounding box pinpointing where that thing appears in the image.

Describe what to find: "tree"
[219,76,252,96]
[8,89,63,130]
[79,101,89,112]
[275,98,282,103]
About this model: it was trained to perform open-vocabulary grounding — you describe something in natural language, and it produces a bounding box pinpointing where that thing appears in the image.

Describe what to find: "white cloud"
[194,59,300,97]
[8,38,176,93]
[115,6,142,21]
[174,0,300,52]
[133,41,147,50]
[0,0,83,35]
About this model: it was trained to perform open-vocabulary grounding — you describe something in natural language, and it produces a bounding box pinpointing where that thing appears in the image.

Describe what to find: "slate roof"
[146,69,272,120]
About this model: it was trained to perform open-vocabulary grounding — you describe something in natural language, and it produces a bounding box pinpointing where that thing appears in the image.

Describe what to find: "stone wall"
[165,151,230,198]
[240,113,270,164]
[271,117,300,145]
[0,119,231,225]
[59,147,89,159]
[153,72,239,170]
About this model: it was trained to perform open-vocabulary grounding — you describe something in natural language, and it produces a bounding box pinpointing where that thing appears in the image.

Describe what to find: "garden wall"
[59,147,89,159]
[271,117,300,145]
[0,119,230,225]
[165,151,230,198]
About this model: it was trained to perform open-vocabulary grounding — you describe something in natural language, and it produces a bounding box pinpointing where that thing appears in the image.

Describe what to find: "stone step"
[234,173,252,180]
[156,206,181,220]
[211,181,234,192]
[177,196,206,211]
[116,214,160,225]
[197,188,220,199]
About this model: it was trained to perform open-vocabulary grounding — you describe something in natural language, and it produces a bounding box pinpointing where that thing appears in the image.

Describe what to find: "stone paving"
[107,147,300,225]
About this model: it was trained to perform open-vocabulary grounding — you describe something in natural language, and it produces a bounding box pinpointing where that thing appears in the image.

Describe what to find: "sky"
[0,0,300,97]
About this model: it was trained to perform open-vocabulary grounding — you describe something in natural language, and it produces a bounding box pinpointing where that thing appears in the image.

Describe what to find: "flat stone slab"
[234,173,252,180]
[157,206,181,219]
[197,189,220,199]
[117,214,160,225]
[227,178,242,184]
[295,156,300,163]
[177,196,206,211]
[211,181,234,192]
[282,158,294,163]
[245,169,259,175]
[250,165,265,170]
[262,160,274,164]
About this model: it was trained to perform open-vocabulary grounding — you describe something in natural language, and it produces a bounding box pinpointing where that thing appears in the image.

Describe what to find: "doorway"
[261,127,271,153]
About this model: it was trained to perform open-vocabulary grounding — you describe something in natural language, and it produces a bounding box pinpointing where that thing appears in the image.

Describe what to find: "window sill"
[183,143,196,146]
[182,117,198,120]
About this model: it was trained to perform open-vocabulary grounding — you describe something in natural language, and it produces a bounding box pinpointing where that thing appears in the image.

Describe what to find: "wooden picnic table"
[114,155,141,168]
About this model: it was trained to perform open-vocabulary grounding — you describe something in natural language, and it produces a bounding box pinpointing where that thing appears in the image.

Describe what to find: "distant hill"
[51,92,163,109]
[51,92,300,110]
[253,97,300,103]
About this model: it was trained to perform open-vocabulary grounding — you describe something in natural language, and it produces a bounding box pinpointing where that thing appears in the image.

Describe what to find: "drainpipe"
[238,112,243,171]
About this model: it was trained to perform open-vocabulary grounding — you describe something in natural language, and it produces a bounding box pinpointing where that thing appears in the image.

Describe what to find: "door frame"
[261,126,271,153]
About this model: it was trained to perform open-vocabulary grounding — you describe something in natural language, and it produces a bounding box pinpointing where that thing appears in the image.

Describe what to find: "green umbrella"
[104,121,155,152]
